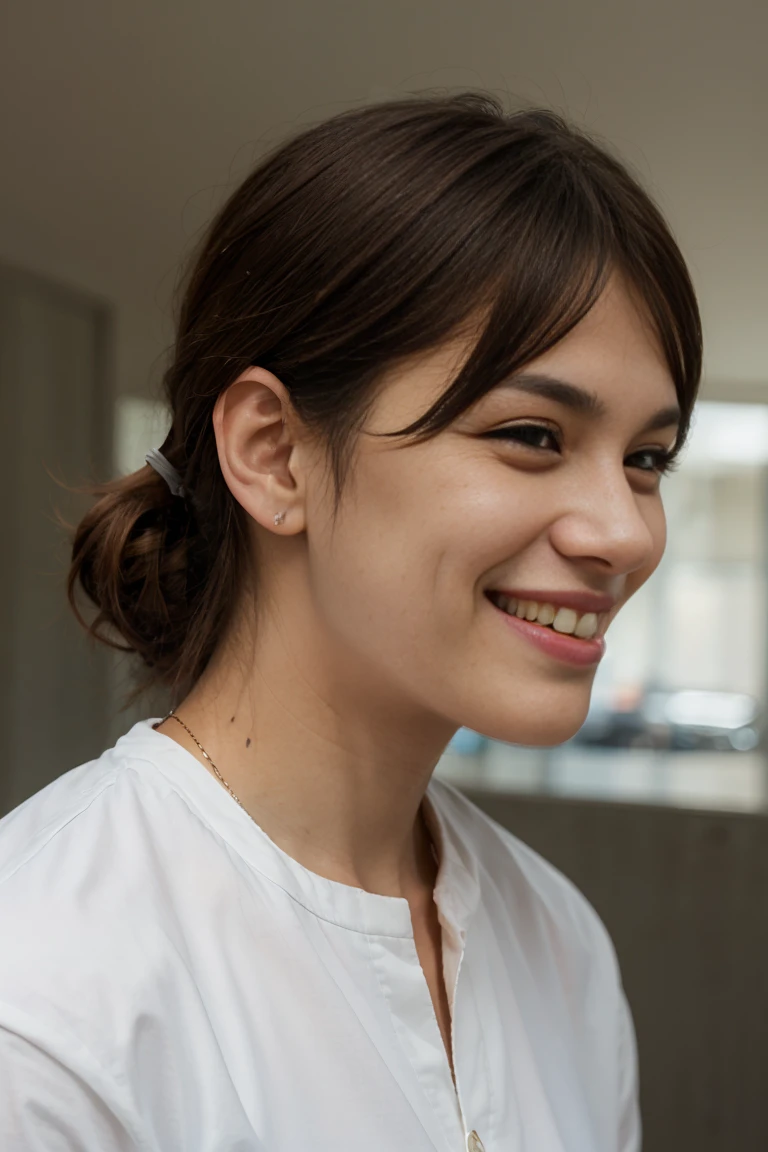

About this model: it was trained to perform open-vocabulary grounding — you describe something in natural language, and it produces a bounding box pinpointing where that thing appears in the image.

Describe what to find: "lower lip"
[490,600,606,667]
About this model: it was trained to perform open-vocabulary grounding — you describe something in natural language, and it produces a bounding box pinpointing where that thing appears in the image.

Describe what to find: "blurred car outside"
[573,686,763,752]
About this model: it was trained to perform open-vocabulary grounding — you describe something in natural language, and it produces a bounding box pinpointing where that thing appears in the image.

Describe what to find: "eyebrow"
[498,371,681,435]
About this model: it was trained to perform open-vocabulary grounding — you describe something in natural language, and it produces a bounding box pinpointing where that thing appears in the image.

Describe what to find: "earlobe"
[212,367,306,533]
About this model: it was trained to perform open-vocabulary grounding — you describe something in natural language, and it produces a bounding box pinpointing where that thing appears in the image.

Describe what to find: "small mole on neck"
[246,737,251,748]
[230,715,235,723]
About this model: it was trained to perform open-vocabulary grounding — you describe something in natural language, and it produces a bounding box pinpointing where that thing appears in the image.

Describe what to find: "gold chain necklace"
[160,710,247,811]
[156,710,439,865]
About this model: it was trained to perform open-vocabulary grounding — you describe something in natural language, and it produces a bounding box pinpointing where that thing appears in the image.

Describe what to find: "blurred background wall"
[0,1,766,1147]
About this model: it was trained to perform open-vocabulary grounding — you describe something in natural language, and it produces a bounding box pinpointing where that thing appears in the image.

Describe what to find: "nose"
[548,462,662,576]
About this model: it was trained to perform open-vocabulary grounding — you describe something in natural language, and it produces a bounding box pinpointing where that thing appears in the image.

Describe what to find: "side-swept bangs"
[362,108,701,461]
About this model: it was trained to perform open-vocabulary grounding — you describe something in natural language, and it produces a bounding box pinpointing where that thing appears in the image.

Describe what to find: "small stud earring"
[274,510,286,526]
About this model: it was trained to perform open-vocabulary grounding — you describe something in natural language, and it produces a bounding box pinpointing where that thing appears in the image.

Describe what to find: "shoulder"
[0,722,246,951]
[0,733,252,1149]
[0,727,249,1097]
[0,735,193,895]
[0,738,175,951]
[0,729,228,1029]
[430,776,620,981]
[0,715,252,897]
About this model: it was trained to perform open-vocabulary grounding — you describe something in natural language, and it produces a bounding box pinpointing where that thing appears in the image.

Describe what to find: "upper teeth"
[491,593,600,640]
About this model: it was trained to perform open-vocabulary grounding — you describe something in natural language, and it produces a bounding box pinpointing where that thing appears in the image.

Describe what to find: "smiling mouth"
[484,591,608,640]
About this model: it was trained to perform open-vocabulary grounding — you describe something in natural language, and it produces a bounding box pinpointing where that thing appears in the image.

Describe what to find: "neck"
[158,599,454,900]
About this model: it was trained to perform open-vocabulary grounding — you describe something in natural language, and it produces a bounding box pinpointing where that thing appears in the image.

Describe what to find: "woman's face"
[302,274,681,746]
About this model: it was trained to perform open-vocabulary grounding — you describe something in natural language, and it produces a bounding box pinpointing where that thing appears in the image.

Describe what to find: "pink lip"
[492,588,617,614]
[488,598,606,667]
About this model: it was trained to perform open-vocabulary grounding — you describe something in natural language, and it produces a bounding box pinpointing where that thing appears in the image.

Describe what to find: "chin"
[467,698,591,748]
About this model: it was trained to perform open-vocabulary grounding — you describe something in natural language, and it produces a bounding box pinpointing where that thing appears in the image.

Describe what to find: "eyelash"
[484,423,680,477]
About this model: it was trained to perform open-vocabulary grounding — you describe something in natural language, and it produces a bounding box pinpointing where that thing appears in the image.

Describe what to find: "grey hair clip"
[145,448,186,498]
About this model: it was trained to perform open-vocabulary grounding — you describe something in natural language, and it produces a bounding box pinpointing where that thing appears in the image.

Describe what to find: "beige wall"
[0,0,766,418]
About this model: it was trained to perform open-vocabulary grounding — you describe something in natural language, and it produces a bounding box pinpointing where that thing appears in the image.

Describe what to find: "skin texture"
[158,273,679,901]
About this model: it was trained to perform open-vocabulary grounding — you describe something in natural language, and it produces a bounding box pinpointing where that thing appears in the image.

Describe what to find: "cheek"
[306,466,435,647]
[647,498,668,569]
[310,455,521,649]
[629,499,668,596]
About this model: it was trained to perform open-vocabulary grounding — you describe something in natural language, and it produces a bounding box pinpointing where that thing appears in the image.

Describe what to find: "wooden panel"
[463,789,768,1151]
[0,265,114,814]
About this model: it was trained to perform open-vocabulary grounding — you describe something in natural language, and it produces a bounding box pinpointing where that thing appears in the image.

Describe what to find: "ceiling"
[0,0,765,401]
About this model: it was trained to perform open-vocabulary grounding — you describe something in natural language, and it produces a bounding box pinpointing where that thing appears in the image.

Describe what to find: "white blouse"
[0,719,640,1152]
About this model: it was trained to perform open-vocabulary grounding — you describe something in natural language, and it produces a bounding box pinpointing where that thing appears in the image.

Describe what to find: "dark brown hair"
[68,91,703,705]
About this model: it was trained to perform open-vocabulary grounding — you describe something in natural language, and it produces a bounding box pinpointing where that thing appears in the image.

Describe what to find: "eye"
[625,447,679,477]
[483,423,561,452]
[482,425,680,479]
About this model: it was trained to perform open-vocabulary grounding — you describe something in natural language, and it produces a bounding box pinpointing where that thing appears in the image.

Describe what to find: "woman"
[0,93,700,1151]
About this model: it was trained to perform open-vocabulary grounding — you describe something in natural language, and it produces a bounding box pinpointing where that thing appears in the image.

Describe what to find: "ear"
[212,366,307,533]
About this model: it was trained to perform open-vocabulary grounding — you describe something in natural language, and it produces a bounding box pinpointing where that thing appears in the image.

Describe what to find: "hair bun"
[67,465,218,705]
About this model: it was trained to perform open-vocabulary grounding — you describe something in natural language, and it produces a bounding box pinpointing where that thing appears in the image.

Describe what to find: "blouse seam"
[121,758,415,940]
[364,934,460,1152]
[465,958,498,1142]
[0,773,120,889]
